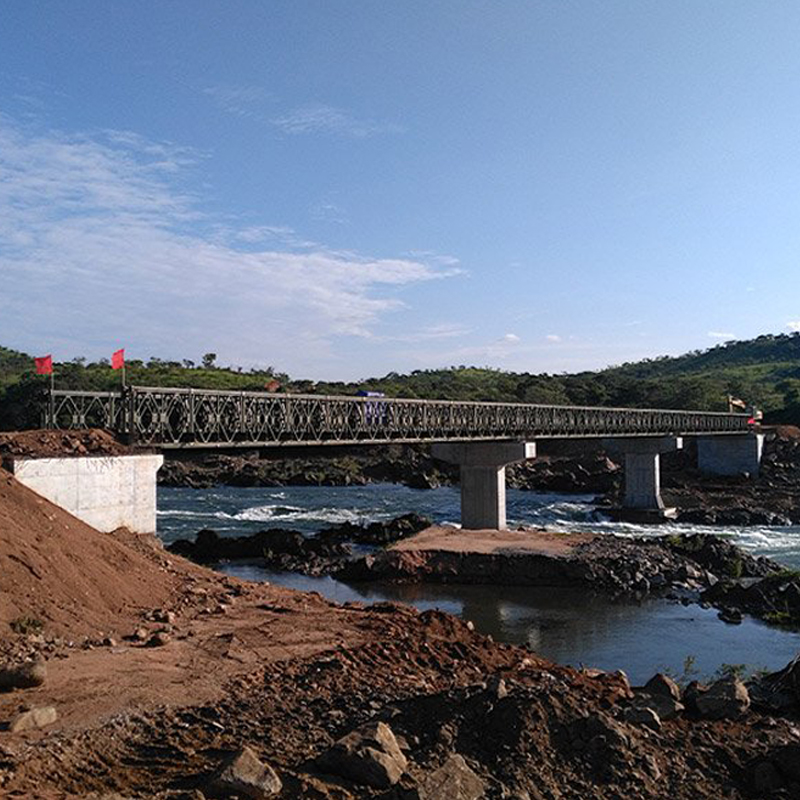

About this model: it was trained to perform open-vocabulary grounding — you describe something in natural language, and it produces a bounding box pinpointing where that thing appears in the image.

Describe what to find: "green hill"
[2,333,799,430]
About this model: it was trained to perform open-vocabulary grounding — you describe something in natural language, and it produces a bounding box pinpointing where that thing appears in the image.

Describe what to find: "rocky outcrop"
[339,533,778,597]
[317,513,432,546]
[701,570,800,628]
[158,445,621,494]
[167,514,431,575]
[158,445,456,490]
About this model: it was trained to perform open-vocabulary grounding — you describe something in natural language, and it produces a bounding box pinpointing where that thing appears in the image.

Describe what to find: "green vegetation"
[713,663,769,681]
[2,332,800,430]
[9,616,44,635]
[762,611,798,629]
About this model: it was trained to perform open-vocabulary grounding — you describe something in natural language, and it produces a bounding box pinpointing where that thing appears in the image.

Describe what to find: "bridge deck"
[43,386,754,449]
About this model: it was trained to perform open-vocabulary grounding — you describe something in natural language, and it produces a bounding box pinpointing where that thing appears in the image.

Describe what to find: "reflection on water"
[220,563,800,685]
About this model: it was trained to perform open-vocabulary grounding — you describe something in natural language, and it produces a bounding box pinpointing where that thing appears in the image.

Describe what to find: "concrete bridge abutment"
[432,442,536,530]
[696,434,764,478]
[604,437,683,517]
[10,455,164,534]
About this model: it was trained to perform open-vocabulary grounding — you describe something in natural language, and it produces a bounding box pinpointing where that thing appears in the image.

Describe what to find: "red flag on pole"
[35,355,53,375]
[111,348,125,370]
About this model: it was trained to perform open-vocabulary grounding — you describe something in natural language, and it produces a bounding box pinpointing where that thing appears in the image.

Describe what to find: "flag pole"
[50,362,55,427]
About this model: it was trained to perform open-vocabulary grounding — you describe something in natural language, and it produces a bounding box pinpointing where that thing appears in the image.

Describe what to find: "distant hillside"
[313,333,800,420]
[1,333,799,430]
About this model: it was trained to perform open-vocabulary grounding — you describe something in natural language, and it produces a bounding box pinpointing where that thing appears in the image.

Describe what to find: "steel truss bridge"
[42,386,754,449]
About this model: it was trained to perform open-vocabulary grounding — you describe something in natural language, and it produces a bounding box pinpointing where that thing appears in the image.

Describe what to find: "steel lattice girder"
[43,386,754,448]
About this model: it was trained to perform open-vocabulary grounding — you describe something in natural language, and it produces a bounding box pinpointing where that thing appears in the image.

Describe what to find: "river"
[157,483,800,684]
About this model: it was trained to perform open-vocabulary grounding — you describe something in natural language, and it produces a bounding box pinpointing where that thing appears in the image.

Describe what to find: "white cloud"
[708,331,736,340]
[0,115,458,375]
[545,334,561,342]
[379,323,470,344]
[270,104,403,138]
[502,333,520,343]
[203,84,273,121]
[788,321,800,332]
[203,83,403,140]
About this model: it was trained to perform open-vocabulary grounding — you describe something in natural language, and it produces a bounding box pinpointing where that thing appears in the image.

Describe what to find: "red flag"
[35,355,53,375]
[111,348,125,370]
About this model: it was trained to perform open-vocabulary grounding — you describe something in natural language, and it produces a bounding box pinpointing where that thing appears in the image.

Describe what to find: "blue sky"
[2,2,799,380]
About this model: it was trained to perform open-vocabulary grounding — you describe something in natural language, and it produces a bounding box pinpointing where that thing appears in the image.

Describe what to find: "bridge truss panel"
[42,386,754,448]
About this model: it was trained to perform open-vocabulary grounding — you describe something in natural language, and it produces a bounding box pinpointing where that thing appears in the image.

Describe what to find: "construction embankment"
[1,437,800,797]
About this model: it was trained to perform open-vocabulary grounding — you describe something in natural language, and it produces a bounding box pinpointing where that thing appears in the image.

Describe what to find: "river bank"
[3,466,800,798]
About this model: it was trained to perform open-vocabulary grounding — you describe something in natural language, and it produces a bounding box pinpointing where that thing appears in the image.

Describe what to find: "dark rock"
[0,658,47,691]
[209,746,282,798]
[622,706,661,731]
[318,513,431,546]
[718,607,743,624]
[316,721,407,788]
[643,672,681,701]
[416,754,486,800]
[695,677,750,719]
[632,692,683,721]
[772,743,800,783]
[486,675,508,700]
[750,760,783,794]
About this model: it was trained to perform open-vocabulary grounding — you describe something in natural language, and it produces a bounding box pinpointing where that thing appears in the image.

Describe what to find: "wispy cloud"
[708,331,736,340]
[545,334,561,342]
[310,200,349,225]
[203,84,274,121]
[203,84,403,140]
[270,103,403,138]
[0,115,456,375]
[379,323,470,344]
[502,333,520,343]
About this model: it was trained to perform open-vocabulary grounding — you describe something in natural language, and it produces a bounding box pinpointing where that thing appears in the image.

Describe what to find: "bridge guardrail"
[43,386,754,448]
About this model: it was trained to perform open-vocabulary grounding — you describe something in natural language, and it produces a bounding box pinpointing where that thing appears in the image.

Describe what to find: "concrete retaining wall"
[11,455,164,534]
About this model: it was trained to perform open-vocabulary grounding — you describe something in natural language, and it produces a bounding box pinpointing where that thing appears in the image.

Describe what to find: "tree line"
[1,333,799,431]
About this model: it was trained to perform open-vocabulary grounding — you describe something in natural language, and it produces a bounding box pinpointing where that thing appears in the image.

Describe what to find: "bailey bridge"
[43,386,762,530]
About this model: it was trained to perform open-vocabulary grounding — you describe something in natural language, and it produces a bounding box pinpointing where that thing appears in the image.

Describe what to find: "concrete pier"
[604,437,683,515]
[697,434,764,478]
[11,455,164,534]
[432,441,536,530]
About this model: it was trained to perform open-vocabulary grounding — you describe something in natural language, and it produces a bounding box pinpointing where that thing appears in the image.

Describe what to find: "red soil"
[0,429,130,461]
[0,469,180,640]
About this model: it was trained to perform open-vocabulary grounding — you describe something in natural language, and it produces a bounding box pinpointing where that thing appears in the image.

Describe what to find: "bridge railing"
[44,390,126,432]
[43,386,753,447]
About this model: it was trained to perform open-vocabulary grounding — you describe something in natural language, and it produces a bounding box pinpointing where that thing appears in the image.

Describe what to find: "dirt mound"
[0,429,130,461]
[772,424,800,441]
[0,468,181,641]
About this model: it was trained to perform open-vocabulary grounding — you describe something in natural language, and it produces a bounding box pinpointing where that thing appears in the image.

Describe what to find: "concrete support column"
[604,437,683,514]
[696,434,764,478]
[432,442,536,530]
